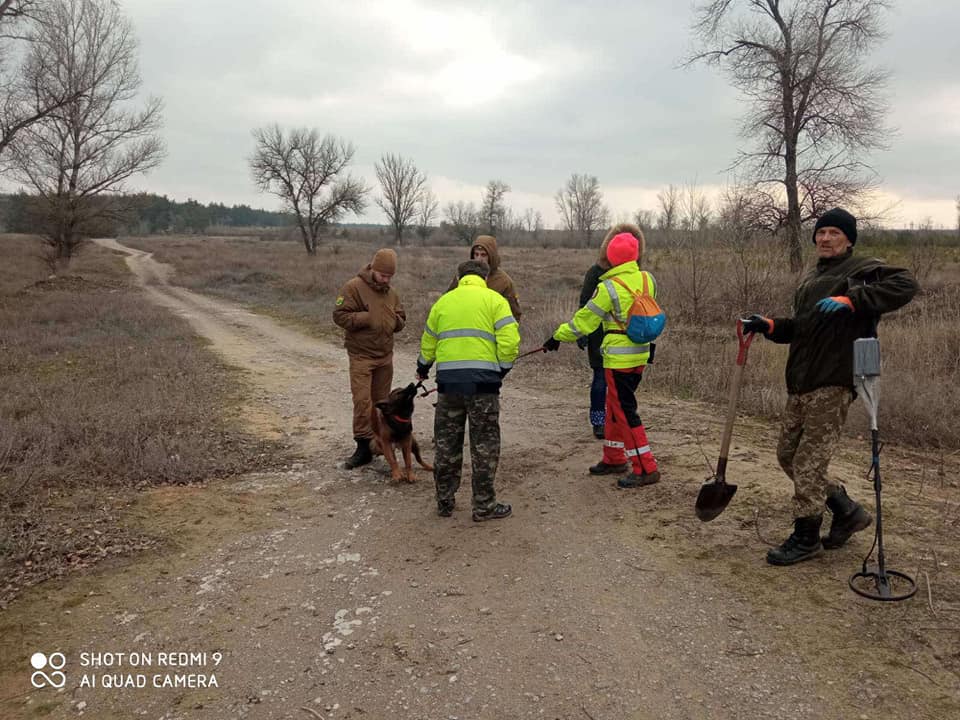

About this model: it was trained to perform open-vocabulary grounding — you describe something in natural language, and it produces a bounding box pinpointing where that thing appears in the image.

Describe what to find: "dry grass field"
[0,234,281,604]
[123,232,960,451]
[5,229,957,600]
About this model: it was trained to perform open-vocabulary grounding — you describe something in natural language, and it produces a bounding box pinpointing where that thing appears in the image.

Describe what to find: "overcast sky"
[117,0,958,229]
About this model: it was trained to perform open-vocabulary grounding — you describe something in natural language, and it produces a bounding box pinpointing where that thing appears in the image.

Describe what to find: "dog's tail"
[412,438,433,470]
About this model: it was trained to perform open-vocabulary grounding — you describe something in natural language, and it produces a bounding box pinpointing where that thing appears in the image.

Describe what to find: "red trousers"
[601,367,658,474]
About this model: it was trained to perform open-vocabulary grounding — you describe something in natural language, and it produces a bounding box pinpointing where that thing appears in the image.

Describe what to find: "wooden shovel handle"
[717,320,755,478]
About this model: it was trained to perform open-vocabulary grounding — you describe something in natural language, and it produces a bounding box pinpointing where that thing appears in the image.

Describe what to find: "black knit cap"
[813,207,857,246]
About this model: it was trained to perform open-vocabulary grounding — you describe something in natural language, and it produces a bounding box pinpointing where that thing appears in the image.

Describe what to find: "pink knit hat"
[606,233,639,267]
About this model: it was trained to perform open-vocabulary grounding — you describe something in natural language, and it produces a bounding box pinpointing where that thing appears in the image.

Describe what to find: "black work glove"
[416,363,430,381]
[742,314,772,335]
[576,336,589,350]
[543,336,561,352]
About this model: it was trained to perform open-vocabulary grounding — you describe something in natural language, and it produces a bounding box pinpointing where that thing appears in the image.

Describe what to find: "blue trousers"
[590,367,606,428]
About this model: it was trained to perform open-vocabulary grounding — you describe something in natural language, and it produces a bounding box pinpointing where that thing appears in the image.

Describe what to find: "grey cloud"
[117,0,958,224]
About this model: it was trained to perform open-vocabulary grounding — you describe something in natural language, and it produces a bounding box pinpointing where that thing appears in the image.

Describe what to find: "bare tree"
[688,0,890,271]
[415,187,438,243]
[375,153,427,246]
[9,0,164,267]
[480,179,510,236]
[250,125,367,255]
[656,184,680,232]
[666,185,716,321]
[0,1,99,161]
[520,207,544,239]
[680,183,711,231]
[634,209,656,234]
[555,173,610,247]
[717,186,780,309]
[443,200,479,244]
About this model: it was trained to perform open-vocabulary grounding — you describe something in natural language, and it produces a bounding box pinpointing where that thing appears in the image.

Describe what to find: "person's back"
[426,273,518,395]
[419,260,520,521]
[594,257,657,370]
[544,232,661,488]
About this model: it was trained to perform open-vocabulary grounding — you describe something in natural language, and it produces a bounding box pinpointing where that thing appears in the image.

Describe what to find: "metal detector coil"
[849,336,917,602]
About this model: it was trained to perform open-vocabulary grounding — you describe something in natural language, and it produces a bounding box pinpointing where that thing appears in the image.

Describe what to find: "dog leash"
[517,347,547,359]
[414,348,543,399]
[415,380,437,398]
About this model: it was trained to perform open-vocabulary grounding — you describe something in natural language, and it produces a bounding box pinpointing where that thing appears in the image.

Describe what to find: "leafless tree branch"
[250,125,367,254]
[687,0,891,270]
[8,0,165,268]
[375,153,427,246]
[556,173,610,247]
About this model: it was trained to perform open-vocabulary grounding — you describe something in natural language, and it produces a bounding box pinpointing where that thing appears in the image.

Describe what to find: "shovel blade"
[695,479,738,522]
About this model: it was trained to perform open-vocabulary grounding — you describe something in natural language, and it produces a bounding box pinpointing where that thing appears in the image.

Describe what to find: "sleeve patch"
[335,296,345,306]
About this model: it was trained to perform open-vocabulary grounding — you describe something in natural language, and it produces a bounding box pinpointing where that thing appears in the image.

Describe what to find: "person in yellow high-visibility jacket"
[417,260,520,521]
[543,232,661,488]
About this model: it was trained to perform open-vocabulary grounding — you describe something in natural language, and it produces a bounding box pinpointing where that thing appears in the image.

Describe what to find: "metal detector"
[848,336,917,602]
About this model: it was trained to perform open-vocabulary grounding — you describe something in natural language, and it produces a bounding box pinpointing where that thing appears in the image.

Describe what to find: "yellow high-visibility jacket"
[553,261,657,369]
[419,274,521,392]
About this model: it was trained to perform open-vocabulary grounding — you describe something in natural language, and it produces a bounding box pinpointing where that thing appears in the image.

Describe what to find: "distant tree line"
[0,192,293,236]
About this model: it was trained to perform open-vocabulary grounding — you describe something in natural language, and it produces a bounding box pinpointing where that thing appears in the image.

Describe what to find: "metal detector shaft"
[871,428,889,590]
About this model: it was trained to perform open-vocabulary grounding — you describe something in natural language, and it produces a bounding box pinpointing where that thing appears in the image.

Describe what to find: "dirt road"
[2,239,957,719]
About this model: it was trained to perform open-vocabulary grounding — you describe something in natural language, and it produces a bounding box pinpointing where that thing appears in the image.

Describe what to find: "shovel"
[695,318,756,522]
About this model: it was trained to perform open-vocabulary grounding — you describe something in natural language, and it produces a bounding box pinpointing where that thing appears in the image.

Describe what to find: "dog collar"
[391,415,411,424]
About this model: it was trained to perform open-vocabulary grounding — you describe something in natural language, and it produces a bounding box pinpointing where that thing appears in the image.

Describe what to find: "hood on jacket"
[359,265,390,293]
[598,222,645,268]
[471,235,501,273]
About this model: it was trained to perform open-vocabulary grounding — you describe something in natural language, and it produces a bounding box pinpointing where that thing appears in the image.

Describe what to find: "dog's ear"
[375,400,390,411]
[404,382,416,393]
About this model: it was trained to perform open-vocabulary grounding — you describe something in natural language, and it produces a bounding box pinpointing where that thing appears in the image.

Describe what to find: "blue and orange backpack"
[610,272,666,344]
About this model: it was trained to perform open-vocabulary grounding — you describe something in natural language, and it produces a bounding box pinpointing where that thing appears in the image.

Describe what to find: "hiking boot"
[589,461,628,475]
[437,500,455,518]
[617,470,661,489]
[822,486,872,549]
[592,425,605,440]
[344,438,372,469]
[766,515,824,566]
[472,503,512,522]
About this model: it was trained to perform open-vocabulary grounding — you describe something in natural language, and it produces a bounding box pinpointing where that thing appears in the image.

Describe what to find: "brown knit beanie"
[371,248,397,274]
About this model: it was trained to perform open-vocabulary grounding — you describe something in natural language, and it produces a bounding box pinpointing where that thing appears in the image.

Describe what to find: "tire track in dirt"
[1,239,955,720]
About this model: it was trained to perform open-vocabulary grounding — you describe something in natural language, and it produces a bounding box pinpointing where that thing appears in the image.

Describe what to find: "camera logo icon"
[30,652,66,689]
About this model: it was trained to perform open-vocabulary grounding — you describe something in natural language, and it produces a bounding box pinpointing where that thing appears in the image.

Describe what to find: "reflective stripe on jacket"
[553,261,657,369]
[419,275,521,389]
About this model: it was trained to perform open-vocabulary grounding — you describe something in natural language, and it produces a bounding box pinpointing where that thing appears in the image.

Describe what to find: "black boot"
[822,486,872,549]
[472,503,512,522]
[617,470,661,488]
[766,515,824,566]
[589,461,628,475]
[344,438,372,469]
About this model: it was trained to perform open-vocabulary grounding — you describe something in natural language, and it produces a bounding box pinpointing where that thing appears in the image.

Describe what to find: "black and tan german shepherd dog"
[371,383,433,482]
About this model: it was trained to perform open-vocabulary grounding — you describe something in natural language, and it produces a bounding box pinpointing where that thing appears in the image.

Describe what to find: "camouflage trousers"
[777,386,854,519]
[433,393,501,513]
